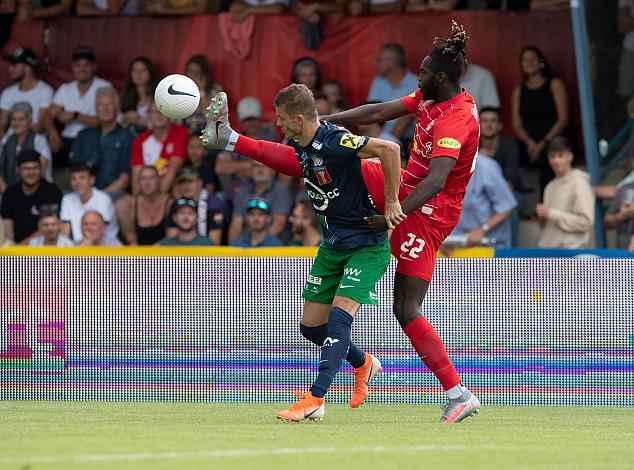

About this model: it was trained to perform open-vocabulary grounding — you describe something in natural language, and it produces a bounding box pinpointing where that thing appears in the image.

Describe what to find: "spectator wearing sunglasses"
[231,197,283,248]
[159,198,214,246]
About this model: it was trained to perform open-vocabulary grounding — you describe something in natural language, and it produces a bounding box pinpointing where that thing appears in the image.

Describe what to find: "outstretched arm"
[323,99,410,127]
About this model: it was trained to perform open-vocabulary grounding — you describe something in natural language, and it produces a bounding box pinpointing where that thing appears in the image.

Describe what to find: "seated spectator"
[145,0,206,15]
[404,0,459,12]
[290,57,322,96]
[166,167,224,244]
[604,183,634,249]
[130,165,172,245]
[131,100,188,195]
[0,102,52,193]
[450,152,517,248]
[536,137,595,248]
[288,200,321,246]
[186,133,219,194]
[48,46,113,166]
[349,0,406,15]
[16,0,71,22]
[120,56,158,134]
[159,198,214,246]
[478,106,526,246]
[231,197,283,247]
[60,162,118,242]
[183,55,223,135]
[229,0,287,23]
[366,43,418,141]
[76,0,126,15]
[320,80,346,113]
[71,87,133,240]
[1,48,57,147]
[78,210,122,246]
[28,211,74,246]
[228,161,292,243]
[460,63,500,109]
[0,150,62,244]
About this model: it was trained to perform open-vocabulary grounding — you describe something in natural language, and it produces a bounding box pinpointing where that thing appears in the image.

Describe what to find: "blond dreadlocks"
[429,21,469,84]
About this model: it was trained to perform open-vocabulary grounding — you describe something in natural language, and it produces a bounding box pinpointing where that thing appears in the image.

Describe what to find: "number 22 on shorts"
[400,232,425,259]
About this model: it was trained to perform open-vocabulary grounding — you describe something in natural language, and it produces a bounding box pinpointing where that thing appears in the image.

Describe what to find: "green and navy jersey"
[289,120,387,249]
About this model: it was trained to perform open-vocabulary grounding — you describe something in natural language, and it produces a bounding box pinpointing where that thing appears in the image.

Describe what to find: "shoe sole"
[201,92,227,148]
[276,415,324,423]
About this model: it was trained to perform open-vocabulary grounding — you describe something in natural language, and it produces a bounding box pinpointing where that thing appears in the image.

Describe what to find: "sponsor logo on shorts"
[369,291,379,301]
[436,137,461,149]
[307,274,322,285]
[343,267,362,282]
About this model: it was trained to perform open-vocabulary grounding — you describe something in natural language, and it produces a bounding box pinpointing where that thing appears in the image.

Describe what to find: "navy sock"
[300,323,366,368]
[310,307,354,398]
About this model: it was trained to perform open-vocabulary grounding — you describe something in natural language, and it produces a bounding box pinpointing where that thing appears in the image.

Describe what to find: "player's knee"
[392,301,421,329]
[299,323,327,346]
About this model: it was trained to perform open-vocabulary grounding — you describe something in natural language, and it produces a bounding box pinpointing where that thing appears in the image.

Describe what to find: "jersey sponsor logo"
[312,156,323,166]
[307,274,322,285]
[312,141,323,150]
[304,179,340,211]
[313,166,332,185]
[437,137,461,149]
[339,133,362,149]
[408,91,416,97]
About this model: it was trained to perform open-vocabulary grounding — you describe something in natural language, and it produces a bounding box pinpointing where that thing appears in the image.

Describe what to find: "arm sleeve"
[548,182,595,233]
[171,126,188,160]
[430,113,471,160]
[484,162,518,214]
[234,135,302,177]
[400,88,421,114]
[59,195,71,222]
[0,89,9,111]
[52,86,65,107]
[324,130,369,160]
[606,190,624,214]
[35,134,52,162]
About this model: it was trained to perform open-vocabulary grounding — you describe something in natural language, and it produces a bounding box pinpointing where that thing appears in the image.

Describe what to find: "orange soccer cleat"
[276,391,325,422]
[350,353,382,408]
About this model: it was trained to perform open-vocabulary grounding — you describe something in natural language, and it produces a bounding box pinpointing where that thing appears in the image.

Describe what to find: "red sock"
[234,136,302,177]
[403,316,461,391]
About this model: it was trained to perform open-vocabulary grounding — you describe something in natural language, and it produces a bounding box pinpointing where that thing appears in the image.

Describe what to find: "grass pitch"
[0,402,632,469]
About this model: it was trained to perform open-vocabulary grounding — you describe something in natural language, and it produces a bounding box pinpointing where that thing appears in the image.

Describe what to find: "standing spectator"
[460,63,500,109]
[1,47,57,147]
[130,166,172,245]
[450,153,517,248]
[28,211,74,246]
[159,198,214,246]
[366,44,418,140]
[78,210,122,246]
[536,137,595,248]
[16,0,71,22]
[0,150,62,244]
[290,57,322,95]
[604,182,634,249]
[288,200,321,246]
[618,0,634,98]
[166,167,224,244]
[130,100,188,195]
[0,102,52,193]
[48,46,113,166]
[291,0,344,50]
[228,161,292,243]
[478,106,526,246]
[231,197,283,247]
[183,55,223,135]
[120,56,158,134]
[60,162,118,242]
[512,45,569,193]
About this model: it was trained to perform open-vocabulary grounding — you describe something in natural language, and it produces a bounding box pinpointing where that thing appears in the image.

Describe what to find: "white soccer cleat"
[200,92,232,149]
[440,388,480,424]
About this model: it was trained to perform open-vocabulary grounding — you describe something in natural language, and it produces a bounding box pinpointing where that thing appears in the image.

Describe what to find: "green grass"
[0,402,632,469]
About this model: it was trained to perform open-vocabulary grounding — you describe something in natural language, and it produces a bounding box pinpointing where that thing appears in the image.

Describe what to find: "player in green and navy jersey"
[202,84,404,421]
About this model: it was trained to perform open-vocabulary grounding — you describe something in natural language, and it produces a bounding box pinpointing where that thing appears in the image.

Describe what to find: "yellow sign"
[437,137,461,149]
[339,134,361,149]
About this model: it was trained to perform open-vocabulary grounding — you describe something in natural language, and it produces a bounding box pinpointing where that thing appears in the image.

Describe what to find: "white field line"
[0,445,517,464]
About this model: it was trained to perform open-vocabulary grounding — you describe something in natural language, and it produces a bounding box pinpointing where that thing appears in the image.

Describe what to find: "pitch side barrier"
[0,247,632,406]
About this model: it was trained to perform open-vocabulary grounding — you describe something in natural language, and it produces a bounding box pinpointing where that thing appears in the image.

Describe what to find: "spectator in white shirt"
[460,63,500,109]
[60,161,118,242]
[29,211,74,247]
[48,46,113,166]
[77,210,122,246]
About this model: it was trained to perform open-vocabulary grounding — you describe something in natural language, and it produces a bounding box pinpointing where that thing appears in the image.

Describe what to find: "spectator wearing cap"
[70,87,133,241]
[16,0,72,22]
[1,47,57,148]
[0,102,52,193]
[78,210,122,246]
[231,197,283,247]
[228,160,292,243]
[29,211,74,246]
[0,150,62,244]
[130,100,187,195]
[60,162,118,243]
[48,46,113,166]
[288,200,321,246]
[166,166,225,244]
[215,96,278,204]
[159,198,214,246]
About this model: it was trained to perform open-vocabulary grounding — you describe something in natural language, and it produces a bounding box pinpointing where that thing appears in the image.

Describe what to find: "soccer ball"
[154,74,200,120]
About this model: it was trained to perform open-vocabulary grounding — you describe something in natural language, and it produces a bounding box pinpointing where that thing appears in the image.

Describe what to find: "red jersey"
[400,88,480,228]
[131,123,188,172]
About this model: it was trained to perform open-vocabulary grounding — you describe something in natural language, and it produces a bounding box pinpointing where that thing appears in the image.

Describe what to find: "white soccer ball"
[154,74,200,120]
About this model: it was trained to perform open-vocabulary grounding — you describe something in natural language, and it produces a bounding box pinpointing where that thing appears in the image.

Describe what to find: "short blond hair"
[274,84,317,120]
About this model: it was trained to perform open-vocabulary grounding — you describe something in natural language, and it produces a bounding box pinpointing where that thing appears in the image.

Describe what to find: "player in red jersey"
[323,21,481,423]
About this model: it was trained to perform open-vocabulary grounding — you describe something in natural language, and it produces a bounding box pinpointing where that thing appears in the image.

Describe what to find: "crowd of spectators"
[0,0,632,251]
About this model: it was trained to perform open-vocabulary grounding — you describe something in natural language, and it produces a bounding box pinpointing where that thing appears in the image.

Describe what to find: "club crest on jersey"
[437,137,461,149]
[313,166,332,185]
[312,156,323,166]
[339,133,362,149]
